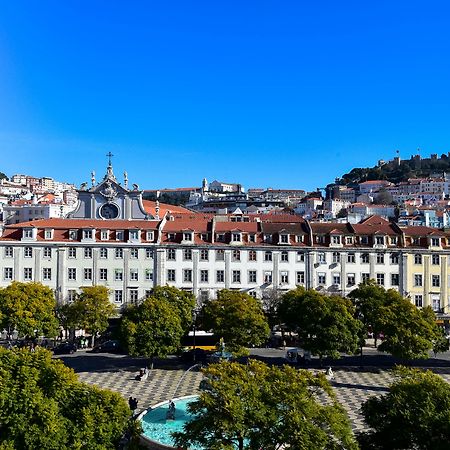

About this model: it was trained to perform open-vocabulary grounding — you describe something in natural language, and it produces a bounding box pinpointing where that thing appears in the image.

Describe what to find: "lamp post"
[192,307,201,362]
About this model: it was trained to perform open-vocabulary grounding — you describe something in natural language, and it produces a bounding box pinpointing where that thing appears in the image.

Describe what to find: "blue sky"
[0,1,449,191]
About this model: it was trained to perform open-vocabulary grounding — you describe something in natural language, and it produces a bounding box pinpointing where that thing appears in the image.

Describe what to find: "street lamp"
[192,307,200,362]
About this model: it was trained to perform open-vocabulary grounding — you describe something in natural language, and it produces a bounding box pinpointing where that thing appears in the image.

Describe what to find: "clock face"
[100,203,119,219]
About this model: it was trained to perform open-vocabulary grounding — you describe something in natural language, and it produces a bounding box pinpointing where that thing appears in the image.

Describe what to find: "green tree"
[349,280,401,348]
[146,285,196,331]
[378,301,443,359]
[0,347,137,449]
[202,290,270,352]
[0,282,58,339]
[279,287,361,361]
[120,296,184,368]
[68,286,116,347]
[174,360,358,450]
[358,367,450,450]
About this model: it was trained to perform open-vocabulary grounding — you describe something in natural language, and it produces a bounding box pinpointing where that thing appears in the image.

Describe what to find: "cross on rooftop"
[106,151,114,166]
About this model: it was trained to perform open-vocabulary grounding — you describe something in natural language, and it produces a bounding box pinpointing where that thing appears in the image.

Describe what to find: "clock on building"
[100,203,119,219]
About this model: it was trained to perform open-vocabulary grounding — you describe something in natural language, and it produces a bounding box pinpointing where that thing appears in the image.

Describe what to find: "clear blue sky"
[0,1,449,191]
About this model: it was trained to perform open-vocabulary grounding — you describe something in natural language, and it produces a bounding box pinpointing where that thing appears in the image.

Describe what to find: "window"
[347,253,356,263]
[68,247,76,258]
[68,268,76,281]
[232,233,241,242]
[216,270,225,283]
[83,229,93,240]
[129,230,139,241]
[145,248,153,259]
[69,229,77,240]
[201,233,208,241]
[332,252,340,263]
[264,270,272,284]
[129,289,139,303]
[101,230,109,240]
[183,269,192,283]
[44,229,53,240]
[99,268,108,281]
[24,267,33,281]
[376,273,385,286]
[114,290,123,303]
[414,274,423,287]
[4,267,13,280]
[100,248,108,259]
[200,290,209,302]
[390,236,398,245]
[43,247,52,258]
[116,230,124,241]
[375,236,385,245]
[24,247,33,258]
[432,275,440,287]
[43,268,51,281]
[297,252,305,262]
[146,231,154,241]
[361,253,369,264]
[216,233,225,242]
[114,269,123,281]
[115,248,123,258]
[376,254,385,264]
[318,273,326,285]
[67,290,76,302]
[390,253,399,264]
[216,249,225,261]
[248,250,257,261]
[84,268,92,281]
[5,247,13,257]
[24,229,33,238]
[249,234,256,243]
[248,270,257,283]
[145,268,153,281]
[317,252,326,264]
[281,251,289,262]
[130,248,139,259]
[347,273,356,286]
[391,274,399,286]
[361,273,370,283]
[280,271,289,284]
[183,249,192,260]
[296,271,305,285]
[432,254,440,265]
[280,234,289,243]
[130,269,139,281]
[200,270,209,283]
[183,232,193,241]
[415,295,423,308]
[167,248,176,260]
[331,235,341,245]
[232,270,241,283]
[200,249,209,261]
[232,249,240,261]
[296,235,304,243]
[431,237,440,247]
[346,236,354,245]
[361,236,369,245]
[264,234,272,243]
[167,269,176,282]
[333,274,341,285]
[414,254,422,264]
[264,251,272,262]
[84,247,92,258]
[167,233,176,241]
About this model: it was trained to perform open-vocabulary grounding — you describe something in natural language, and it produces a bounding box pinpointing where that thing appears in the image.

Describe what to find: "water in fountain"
[171,363,202,401]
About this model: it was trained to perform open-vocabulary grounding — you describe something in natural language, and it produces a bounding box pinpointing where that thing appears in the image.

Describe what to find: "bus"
[181,331,217,351]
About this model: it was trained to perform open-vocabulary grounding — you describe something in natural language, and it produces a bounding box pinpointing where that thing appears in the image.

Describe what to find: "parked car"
[91,340,123,353]
[53,342,78,355]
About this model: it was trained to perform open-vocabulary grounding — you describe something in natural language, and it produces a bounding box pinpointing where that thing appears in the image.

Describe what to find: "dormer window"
[201,233,208,241]
[69,229,77,240]
[316,235,325,244]
[183,232,193,241]
[361,236,369,245]
[431,237,441,247]
[23,229,33,239]
[390,236,398,245]
[83,229,93,240]
[216,233,225,242]
[44,229,54,240]
[232,232,242,242]
[375,236,385,245]
[146,231,154,241]
[264,234,272,243]
[280,234,289,244]
[116,230,124,241]
[346,236,354,244]
[331,236,341,245]
[129,229,140,241]
[101,230,109,240]
[296,235,303,243]
[249,234,256,243]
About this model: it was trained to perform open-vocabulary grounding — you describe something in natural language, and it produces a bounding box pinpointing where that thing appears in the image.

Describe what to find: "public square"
[57,345,450,433]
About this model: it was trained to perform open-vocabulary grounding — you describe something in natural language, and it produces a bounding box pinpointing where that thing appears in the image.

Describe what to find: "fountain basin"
[138,395,203,450]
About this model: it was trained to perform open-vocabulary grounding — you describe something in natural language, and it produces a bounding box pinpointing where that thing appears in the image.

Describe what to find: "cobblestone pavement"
[74,356,450,433]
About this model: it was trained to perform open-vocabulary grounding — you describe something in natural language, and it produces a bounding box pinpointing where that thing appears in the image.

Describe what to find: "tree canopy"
[202,290,270,351]
[279,287,361,360]
[68,285,116,346]
[0,281,58,338]
[0,347,134,449]
[174,360,358,450]
[120,296,184,364]
[358,367,450,450]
